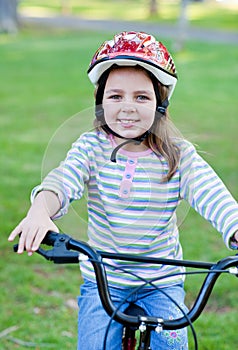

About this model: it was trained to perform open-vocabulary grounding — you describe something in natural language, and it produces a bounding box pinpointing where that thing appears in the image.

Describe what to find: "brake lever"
[13,233,79,264]
[36,246,79,264]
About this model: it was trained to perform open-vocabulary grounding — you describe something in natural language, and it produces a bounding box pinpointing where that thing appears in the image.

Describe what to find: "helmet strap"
[110,139,141,163]
[149,70,169,116]
[156,97,169,116]
[110,131,150,163]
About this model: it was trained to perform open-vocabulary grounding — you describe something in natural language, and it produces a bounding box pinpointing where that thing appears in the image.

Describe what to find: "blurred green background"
[18,0,238,29]
[0,0,238,348]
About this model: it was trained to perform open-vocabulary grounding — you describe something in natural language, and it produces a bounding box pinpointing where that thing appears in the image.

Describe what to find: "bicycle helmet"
[88,31,177,99]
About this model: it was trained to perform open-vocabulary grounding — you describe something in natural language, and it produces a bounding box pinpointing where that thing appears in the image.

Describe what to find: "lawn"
[0,22,238,350]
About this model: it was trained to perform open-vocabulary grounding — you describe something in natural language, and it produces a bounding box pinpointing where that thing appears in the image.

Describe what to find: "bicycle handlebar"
[13,231,238,331]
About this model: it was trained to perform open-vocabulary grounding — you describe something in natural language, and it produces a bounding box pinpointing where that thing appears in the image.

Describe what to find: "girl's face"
[102,67,157,145]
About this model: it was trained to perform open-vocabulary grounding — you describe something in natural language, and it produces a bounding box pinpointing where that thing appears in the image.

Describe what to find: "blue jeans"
[77,279,188,350]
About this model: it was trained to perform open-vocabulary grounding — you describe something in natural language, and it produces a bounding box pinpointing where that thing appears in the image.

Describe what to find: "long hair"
[147,83,181,181]
[94,65,182,181]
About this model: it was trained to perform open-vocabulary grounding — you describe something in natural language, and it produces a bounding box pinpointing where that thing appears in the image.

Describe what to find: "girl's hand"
[230,230,238,249]
[8,190,61,255]
[8,214,59,255]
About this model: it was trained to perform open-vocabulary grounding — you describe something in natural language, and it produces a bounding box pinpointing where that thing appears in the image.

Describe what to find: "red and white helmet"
[87,31,178,99]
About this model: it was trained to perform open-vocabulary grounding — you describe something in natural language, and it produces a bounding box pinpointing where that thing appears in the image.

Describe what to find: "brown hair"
[147,83,181,181]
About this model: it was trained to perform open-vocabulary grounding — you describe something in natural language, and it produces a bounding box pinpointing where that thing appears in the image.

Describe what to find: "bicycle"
[14,231,238,350]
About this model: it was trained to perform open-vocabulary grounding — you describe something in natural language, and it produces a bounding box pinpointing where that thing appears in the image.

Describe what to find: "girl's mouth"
[117,119,139,128]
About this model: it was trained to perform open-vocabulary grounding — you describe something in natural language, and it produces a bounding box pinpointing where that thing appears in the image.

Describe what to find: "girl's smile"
[102,67,157,150]
[117,118,139,128]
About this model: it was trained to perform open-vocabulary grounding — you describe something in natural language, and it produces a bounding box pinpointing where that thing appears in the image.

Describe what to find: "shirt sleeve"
[31,136,90,219]
[179,141,238,249]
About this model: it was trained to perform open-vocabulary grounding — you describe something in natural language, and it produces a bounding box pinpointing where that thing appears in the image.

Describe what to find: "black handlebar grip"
[13,244,18,252]
[41,231,59,246]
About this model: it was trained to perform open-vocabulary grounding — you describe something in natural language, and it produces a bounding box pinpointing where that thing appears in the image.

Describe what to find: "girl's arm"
[179,141,238,249]
[8,190,61,254]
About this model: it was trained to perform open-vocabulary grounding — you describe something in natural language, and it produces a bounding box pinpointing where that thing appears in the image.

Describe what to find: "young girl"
[9,31,238,349]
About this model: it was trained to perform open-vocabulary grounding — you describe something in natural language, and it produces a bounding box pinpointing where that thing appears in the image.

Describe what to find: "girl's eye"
[137,95,149,101]
[109,95,121,100]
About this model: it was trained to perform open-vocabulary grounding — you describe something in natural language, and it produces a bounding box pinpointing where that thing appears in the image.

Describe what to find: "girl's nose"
[121,103,136,113]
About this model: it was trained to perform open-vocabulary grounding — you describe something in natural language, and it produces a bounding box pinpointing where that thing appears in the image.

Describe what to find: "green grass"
[19,0,238,30]
[0,25,238,349]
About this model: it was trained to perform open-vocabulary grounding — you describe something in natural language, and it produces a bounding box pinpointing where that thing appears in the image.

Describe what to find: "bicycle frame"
[13,231,238,350]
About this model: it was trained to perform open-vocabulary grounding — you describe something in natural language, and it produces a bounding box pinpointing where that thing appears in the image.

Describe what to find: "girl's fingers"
[24,227,37,252]
[17,227,32,254]
[8,219,59,254]
[31,222,59,252]
[30,228,46,252]
[8,224,26,254]
[8,224,22,242]
[8,222,37,254]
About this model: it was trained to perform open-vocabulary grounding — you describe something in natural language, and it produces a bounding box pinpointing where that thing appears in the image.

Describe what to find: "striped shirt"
[32,130,238,287]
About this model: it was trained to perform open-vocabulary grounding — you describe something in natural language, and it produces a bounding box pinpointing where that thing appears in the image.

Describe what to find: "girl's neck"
[111,135,150,153]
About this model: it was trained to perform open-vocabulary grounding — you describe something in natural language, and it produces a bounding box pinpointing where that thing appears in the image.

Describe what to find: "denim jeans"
[77,279,188,350]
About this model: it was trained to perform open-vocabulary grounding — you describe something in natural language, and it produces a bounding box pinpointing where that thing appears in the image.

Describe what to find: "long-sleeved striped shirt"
[31,130,238,287]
